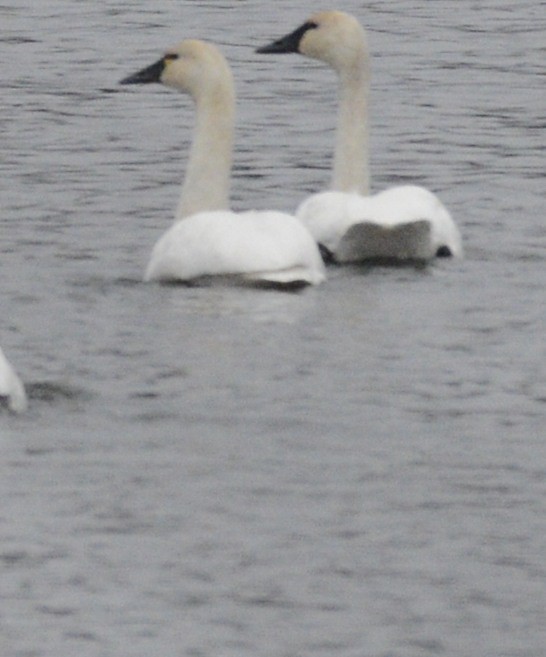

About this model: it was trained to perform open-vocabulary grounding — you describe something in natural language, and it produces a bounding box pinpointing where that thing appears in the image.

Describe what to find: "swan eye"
[164,53,179,62]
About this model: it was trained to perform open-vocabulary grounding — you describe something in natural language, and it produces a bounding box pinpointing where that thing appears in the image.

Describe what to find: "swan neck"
[176,87,235,220]
[332,62,370,194]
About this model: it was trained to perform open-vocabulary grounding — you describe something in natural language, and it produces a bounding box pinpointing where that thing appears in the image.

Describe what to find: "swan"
[0,346,27,413]
[120,40,325,288]
[257,11,462,263]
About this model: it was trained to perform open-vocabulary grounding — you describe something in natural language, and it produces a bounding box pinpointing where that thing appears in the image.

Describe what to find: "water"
[1,1,545,655]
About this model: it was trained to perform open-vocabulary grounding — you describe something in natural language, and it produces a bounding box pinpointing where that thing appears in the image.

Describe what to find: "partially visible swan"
[0,346,27,413]
[257,11,462,263]
[120,40,325,288]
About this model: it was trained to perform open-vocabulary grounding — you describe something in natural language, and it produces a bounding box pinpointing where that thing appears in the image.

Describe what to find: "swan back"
[144,210,325,287]
[297,186,463,259]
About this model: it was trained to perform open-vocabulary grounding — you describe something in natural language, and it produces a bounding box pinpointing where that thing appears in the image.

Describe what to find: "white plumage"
[297,186,462,262]
[121,40,324,288]
[0,346,27,413]
[144,209,325,286]
[258,11,462,262]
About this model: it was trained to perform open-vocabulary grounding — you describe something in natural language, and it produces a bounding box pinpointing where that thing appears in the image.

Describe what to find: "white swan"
[0,346,27,413]
[257,11,462,263]
[120,40,325,288]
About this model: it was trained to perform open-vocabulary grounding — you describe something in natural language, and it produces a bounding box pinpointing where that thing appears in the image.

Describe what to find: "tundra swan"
[257,11,462,263]
[120,40,325,288]
[0,346,27,413]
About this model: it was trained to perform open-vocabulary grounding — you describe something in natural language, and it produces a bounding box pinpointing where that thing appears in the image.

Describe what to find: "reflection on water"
[165,284,321,324]
[1,1,545,656]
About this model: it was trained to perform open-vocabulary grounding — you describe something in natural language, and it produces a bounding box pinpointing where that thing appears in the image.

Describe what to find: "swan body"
[121,40,324,288]
[297,186,462,262]
[145,209,325,286]
[0,347,27,413]
[257,11,462,262]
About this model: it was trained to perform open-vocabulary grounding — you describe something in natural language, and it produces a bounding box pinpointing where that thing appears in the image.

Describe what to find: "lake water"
[1,1,545,655]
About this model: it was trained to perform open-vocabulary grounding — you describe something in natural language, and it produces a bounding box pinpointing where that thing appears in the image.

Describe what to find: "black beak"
[120,57,165,85]
[256,21,317,55]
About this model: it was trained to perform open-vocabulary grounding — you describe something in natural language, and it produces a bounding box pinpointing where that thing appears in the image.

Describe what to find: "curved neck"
[331,61,370,195]
[176,87,235,220]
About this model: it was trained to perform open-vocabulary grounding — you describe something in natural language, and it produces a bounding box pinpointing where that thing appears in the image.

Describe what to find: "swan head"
[256,10,369,74]
[120,39,234,103]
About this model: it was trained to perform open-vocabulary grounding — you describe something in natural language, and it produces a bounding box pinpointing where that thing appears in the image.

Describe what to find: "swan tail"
[335,219,434,263]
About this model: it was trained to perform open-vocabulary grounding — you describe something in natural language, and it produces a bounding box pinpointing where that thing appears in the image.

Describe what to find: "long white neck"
[331,59,370,195]
[176,86,235,220]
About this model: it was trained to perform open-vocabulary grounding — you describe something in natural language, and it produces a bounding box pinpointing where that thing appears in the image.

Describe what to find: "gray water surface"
[1,1,545,656]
